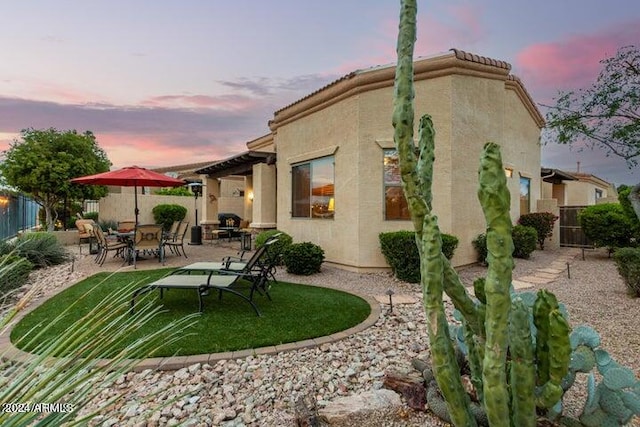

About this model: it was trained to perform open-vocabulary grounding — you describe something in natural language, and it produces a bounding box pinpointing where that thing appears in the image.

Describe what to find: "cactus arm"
[393,2,475,425]
[422,214,477,427]
[393,0,426,235]
[508,298,537,427]
[463,321,485,404]
[443,257,483,337]
[548,310,571,386]
[478,142,513,427]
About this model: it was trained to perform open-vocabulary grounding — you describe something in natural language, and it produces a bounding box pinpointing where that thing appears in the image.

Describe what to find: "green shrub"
[512,225,537,259]
[618,185,640,239]
[0,254,33,296]
[283,242,325,275]
[152,204,187,231]
[83,212,99,222]
[518,212,558,250]
[255,229,293,265]
[578,203,633,251]
[379,231,459,283]
[155,187,193,196]
[613,247,640,296]
[7,232,70,268]
[472,233,488,265]
[473,225,537,263]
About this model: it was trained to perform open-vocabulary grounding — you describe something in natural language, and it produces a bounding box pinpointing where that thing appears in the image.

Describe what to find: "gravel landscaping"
[3,244,640,426]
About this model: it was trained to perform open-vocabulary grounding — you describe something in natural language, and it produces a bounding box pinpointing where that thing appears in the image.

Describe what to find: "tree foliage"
[0,128,111,230]
[544,45,640,164]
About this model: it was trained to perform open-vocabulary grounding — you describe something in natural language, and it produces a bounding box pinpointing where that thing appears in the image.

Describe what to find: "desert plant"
[518,212,558,250]
[511,225,537,259]
[6,232,70,268]
[379,231,459,283]
[391,2,640,425]
[0,265,197,426]
[283,242,325,275]
[255,229,292,265]
[613,247,640,296]
[578,203,633,252]
[152,204,187,231]
[98,219,118,232]
[0,254,33,296]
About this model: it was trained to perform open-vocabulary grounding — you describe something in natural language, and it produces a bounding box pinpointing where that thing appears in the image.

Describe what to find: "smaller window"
[519,176,531,215]
[595,188,603,199]
[384,149,410,220]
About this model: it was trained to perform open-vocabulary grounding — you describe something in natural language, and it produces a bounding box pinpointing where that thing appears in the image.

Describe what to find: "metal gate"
[559,206,593,248]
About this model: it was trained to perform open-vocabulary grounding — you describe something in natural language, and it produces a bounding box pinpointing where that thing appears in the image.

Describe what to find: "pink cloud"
[515,20,640,102]
[142,94,261,111]
[95,132,246,170]
[333,4,487,76]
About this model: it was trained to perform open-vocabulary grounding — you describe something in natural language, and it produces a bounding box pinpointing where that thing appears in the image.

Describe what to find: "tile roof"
[273,48,516,117]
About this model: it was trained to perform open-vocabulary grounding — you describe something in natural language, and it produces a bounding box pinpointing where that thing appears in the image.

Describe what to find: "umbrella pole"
[134,185,139,228]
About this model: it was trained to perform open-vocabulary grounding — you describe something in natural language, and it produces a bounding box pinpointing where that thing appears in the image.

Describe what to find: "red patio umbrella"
[70,166,186,226]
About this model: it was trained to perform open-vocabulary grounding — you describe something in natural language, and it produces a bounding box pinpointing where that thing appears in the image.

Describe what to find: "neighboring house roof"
[569,172,614,189]
[151,161,216,181]
[541,167,578,183]
[269,48,544,130]
[195,151,275,178]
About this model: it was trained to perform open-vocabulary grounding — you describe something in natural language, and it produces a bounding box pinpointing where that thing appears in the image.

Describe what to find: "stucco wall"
[565,181,609,206]
[276,96,359,267]
[270,54,543,271]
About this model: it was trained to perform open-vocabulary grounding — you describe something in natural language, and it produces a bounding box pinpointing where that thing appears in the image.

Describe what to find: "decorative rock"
[382,370,427,411]
[317,389,402,424]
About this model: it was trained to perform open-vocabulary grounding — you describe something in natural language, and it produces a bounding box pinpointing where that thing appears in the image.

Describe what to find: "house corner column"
[250,163,277,229]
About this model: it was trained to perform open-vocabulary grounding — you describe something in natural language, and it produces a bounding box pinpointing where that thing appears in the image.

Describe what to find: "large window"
[384,149,410,220]
[292,156,334,219]
[520,176,531,215]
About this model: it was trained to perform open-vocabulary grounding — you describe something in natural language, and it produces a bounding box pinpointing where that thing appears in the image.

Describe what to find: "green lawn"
[11,268,371,357]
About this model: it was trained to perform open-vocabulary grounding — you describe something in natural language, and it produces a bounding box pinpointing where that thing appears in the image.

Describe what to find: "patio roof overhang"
[541,167,578,184]
[195,151,275,179]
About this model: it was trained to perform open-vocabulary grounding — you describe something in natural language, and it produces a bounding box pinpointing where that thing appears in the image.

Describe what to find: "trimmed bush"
[0,254,33,296]
[379,231,459,283]
[578,203,633,252]
[152,204,187,231]
[512,225,537,259]
[6,232,70,268]
[472,233,488,265]
[518,212,558,250]
[473,225,537,264]
[255,229,293,265]
[283,242,325,275]
[613,247,640,296]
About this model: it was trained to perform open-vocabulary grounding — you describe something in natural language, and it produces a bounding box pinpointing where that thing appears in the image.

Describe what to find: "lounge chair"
[129,260,272,315]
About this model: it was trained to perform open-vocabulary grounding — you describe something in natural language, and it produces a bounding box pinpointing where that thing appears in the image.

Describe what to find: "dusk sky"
[1,1,639,185]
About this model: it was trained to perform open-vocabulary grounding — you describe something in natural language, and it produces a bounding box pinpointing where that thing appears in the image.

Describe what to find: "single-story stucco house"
[190,48,546,271]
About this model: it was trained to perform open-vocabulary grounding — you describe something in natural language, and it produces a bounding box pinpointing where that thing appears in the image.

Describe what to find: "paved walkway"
[0,245,578,371]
